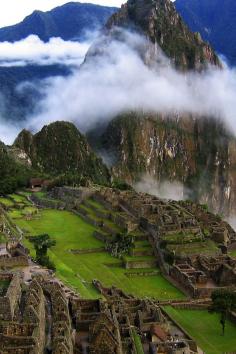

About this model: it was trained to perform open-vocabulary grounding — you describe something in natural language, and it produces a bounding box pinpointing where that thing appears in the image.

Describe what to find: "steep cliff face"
[87,0,236,216]
[106,0,220,69]
[100,113,236,216]
[14,122,110,185]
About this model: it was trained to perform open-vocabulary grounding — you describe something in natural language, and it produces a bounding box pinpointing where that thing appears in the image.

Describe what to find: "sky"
[0,0,124,27]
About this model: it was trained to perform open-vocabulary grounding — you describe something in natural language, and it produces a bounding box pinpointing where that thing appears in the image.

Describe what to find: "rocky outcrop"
[106,0,220,70]
[99,113,236,216]
[14,121,111,185]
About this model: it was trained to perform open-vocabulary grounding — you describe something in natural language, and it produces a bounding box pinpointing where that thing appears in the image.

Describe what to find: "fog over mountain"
[8,30,236,142]
[0,2,117,125]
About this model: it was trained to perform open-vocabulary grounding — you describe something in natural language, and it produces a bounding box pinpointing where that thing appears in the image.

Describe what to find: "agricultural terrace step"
[125,270,160,277]
[69,247,105,254]
[131,248,154,257]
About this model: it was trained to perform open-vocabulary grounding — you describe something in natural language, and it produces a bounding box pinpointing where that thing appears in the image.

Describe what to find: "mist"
[1,29,236,143]
[23,29,236,136]
[134,175,188,201]
[0,35,92,67]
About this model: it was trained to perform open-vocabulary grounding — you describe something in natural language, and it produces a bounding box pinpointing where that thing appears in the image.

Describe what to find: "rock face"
[14,121,110,185]
[106,0,219,70]
[88,0,236,216]
[100,114,236,216]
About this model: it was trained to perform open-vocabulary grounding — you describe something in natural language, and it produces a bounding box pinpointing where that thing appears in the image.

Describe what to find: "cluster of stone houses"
[0,271,198,354]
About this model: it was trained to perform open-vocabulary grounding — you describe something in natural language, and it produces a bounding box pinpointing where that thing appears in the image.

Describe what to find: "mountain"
[0,64,71,122]
[87,0,236,217]
[0,2,118,122]
[14,121,110,185]
[106,0,219,69]
[98,113,236,216]
[175,0,236,65]
[0,2,117,42]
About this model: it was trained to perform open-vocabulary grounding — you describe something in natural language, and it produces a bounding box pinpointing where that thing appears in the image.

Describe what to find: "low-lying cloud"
[0,35,92,67]
[1,29,236,143]
[134,175,189,201]
[24,29,236,136]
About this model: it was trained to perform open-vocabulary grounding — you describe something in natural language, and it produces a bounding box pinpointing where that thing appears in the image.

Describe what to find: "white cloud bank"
[134,175,188,201]
[0,35,91,67]
[23,30,236,137]
[1,29,236,144]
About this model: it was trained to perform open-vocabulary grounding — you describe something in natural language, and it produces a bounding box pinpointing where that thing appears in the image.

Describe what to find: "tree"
[209,289,236,335]
[29,234,56,270]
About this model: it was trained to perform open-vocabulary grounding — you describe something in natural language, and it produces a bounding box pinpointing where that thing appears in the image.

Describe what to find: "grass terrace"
[0,197,14,207]
[10,203,184,300]
[164,306,236,354]
[167,239,219,256]
[9,193,30,204]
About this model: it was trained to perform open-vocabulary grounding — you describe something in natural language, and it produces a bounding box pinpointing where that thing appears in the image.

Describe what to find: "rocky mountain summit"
[87,0,236,217]
[0,120,111,194]
[106,0,219,70]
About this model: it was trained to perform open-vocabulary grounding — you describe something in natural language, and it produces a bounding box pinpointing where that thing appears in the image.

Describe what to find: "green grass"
[13,208,184,300]
[87,198,108,212]
[164,306,236,354]
[18,191,32,197]
[167,239,219,256]
[131,328,144,354]
[124,255,156,262]
[8,209,23,219]
[9,194,29,204]
[8,206,38,219]
[230,249,236,257]
[0,197,14,207]
[34,191,46,198]
[0,233,6,243]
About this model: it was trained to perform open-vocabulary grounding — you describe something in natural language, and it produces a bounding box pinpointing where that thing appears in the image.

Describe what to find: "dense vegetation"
[14,121,111,186]
[0,142,31,194]
[209,289,236,335]
[29,233,56,270]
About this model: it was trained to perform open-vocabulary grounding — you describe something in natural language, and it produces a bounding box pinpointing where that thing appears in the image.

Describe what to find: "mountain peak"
[107,0,220,70]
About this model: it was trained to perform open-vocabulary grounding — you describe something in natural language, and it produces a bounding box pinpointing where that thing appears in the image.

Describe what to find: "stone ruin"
[71,280,198,354]
[41,186,236,299]
[171,255,236,298]
[0,271,198,354]
[0,209,29,269]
